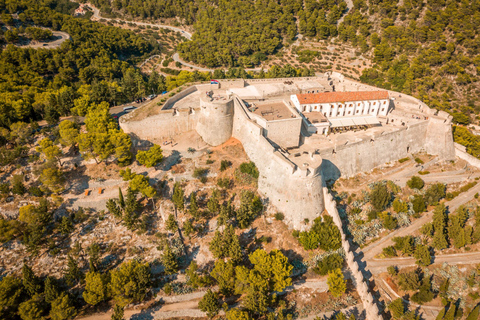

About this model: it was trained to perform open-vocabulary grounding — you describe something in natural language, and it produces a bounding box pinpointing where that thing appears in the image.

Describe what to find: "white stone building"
[290,91,391,134]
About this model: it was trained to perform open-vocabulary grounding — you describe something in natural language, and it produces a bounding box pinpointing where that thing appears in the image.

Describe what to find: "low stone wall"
[454,142,480,169]
[323,187,383,320]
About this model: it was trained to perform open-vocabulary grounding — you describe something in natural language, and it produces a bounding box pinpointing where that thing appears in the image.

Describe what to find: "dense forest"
[0,0,161,126]
[347,0,480,118]
[88,0,346,67]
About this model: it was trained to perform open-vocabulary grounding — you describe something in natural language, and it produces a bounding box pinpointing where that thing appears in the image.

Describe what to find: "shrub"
[313,253,344,275]
[193,167,208,179]
[383,246,397,257]
[397,270,420,291]
[217,178,231,189]
[370,183,390,211]
[398,157,410,163]
[274,212,284,221]
[220,160,232,172]
[407,176,424,190]
[28,186,43,197]
[414,157,424,164]
[412,195,426,213]
[239,161,259,179]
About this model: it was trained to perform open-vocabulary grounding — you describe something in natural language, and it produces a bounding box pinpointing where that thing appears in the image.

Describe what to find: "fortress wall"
[162,85,198,110]
[232,97,324,230]
[320,122,429,182]
[120,109,199,142]
[454,143,480,169]
[246,76,326,84]
[218,79,245,89]
[264,117,302,148]
[323,188,383,320]
[425,117,456,160]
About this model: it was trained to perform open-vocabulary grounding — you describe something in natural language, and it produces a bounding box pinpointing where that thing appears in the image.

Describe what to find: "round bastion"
[196,95,234,146]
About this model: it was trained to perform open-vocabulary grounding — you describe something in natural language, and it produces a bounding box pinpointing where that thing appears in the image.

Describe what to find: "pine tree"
[432,204,449,250]
[198,289,220,318]
[111,304,124,320]
[189,192,198,218]
[64,255,82,287]
[414,244,431,266]
[44,277,59,304]
[327,268,346,298]
[50,292,77,320]
[172,182,184,211]
[60,216,74,236]
[22,264,42,297]
[207,189,220,214]
[118,187,125,209]
[466,305,480,320]
[83,271,107,306]
[183,219,194,238]
[166,214,178,232]
[162,244,178,275]
[18,295,44,320]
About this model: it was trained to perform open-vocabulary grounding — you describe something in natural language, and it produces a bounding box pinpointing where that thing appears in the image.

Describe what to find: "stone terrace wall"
[323,187,383,320]
[232,97,325,230]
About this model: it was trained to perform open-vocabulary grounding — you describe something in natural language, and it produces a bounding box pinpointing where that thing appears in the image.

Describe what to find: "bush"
[28,186,43,197]
[414,157,424,164]
[412,195,426,213]
[274,212,284,221]
[220,160,232,172]
[370,183,390,211]
[407,176,425,190]
[398,157,410,163]
[193,167,208,179]
[383,246,397,257]
[239,162,259,179]
[217,178,231,189]
[313,253,344,275]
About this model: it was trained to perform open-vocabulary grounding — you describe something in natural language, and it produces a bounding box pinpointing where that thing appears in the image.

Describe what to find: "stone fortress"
[120,72,455,231]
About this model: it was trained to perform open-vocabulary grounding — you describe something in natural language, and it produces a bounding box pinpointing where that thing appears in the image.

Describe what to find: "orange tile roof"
[296,91,389,105]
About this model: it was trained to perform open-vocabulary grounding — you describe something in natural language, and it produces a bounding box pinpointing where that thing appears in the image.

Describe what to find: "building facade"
[290,91,391,134]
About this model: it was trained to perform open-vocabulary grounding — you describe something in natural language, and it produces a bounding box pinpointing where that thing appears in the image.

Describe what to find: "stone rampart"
[162,85,198,110]
[120,108,199,142]
[232,97,325,230]
[320,122,429,182]
[323,187,383,320]
[454,143,480,169]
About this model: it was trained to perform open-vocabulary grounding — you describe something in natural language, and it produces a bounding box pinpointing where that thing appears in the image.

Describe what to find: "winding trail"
[85,3,192,40]
[13,30,70,49]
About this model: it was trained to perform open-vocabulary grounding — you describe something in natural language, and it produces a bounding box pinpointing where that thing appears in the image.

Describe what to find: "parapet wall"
[323,188,383,320]
[232,97,325,230]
